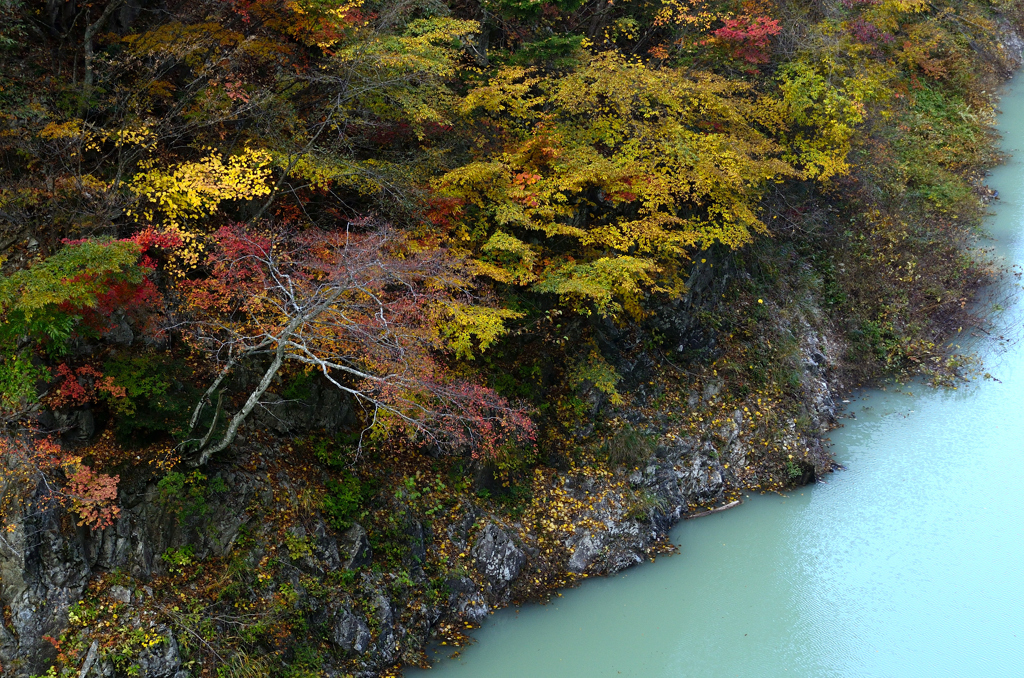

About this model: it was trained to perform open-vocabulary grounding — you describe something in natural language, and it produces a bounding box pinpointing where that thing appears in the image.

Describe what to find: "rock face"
[0,418,760,678]
[253,380,358,434]
[0,243,851,678]
[0,295,845,678]
[0,510,90,674]
[129,632,185,678]
[333,608,372,654]
[652,255,732,362]
[471,525,526,602]
[997,23,1024,74]
[0,233,845,678]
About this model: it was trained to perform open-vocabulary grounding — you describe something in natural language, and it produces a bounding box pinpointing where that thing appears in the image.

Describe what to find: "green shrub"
[161,545,195,576]
[785,460,802,479]
[103,353,199,442]
[310,432,363,469]
[157,471,227,524]
[215,652,270,678]
[0,350,48,413]
[281,370,315,401]
[322,473,363,530]
[284,532,313,561]
[510,34,585,68]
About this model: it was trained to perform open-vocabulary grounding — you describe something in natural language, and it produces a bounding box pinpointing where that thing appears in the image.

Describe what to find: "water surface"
[409,75,1024,677]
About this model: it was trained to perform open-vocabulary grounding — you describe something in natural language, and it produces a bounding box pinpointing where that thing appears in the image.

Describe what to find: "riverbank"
[404,92,1024,668]
[3,3,1024,678]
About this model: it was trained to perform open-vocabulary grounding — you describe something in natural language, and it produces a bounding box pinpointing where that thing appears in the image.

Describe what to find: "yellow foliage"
[38,120,86,140]
[437,51,796,316]
[568,350,624,405]
[775,60,879,181]
[473,230,538,285]
[324,17,479,132]
[434,303,524,359]
[127,148,273,228]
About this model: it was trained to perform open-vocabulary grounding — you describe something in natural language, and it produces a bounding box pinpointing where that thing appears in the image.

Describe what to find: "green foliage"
[322,473,364,530]
[510,35,586,68]
[0,350,48,412]
[0,1,24,51]
[280,370,315,402]
[282,644,323,678]
[156,471,228,524]
[491,362,544,402]
[0,239,157,418]
[311,433,360,469]
[284,532,314,561]
[103,353,198,441]
[891,84,981,211]
[491,482,533,518]
[216,652,271,678]
[161,545,196,576]
[0,239,143,354]
[785,460,802,480]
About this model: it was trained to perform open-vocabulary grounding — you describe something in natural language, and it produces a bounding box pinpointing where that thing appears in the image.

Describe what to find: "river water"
[409,75,1024,677]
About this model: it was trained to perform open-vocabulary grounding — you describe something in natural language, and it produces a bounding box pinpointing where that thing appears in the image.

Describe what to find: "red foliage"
[179,223,273,313]
[424,195,465,233]
[128,227,184,269]
[181,221,535,460]
[713,15,782,64]
[0,435,121,532]
[49,364,126,409]
[848,19,894,45]
[66,464,121,530]
[42,635,80,666]
[56,231,180,337]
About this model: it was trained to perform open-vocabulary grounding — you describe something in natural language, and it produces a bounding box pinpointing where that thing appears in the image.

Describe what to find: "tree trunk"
[83,0,125,104]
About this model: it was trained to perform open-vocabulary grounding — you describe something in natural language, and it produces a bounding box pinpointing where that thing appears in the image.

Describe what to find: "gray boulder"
[471,524,525,600]
[332,608,372,654]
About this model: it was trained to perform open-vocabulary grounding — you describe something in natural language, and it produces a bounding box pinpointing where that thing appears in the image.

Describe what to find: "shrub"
[103,353,199,442]
[625,490,668,520]
[601,427,655,467]
[156,471,227,524]
[161,545,195,576]
[322,473,363,530]
[284,532,313,561]
[310,433,359,470]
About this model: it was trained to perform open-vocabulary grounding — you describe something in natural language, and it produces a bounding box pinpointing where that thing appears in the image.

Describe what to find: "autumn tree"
[0,234,173,420]
[178,221,532,465]
[0,433,121,534]
[436,51,798,317]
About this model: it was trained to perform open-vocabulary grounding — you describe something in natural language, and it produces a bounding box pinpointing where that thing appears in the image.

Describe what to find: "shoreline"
[2,10,1023,678]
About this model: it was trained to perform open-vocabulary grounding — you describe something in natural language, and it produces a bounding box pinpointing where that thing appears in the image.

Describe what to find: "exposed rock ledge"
[0,308,841,678]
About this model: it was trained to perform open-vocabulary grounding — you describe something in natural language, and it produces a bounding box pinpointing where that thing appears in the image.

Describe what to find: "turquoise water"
[408,75,1024,677]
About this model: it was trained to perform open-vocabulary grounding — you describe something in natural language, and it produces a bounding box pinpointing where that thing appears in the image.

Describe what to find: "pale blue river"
[409,75,1024,677]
